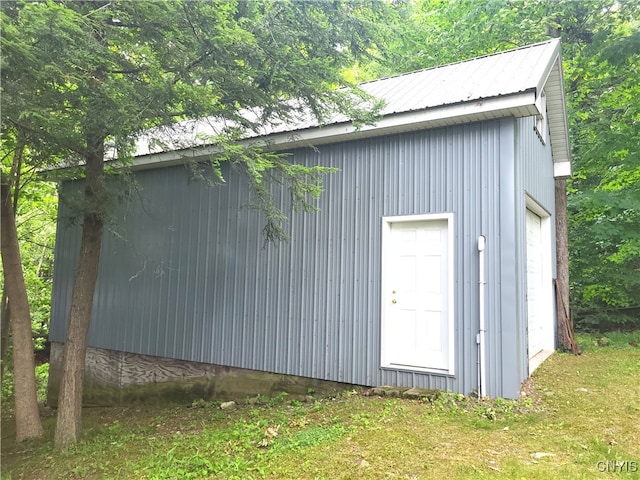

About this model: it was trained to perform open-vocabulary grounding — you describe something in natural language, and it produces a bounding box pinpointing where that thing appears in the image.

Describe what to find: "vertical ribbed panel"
[50,118,554,398]
[517,116,556,214]
[486,116,556,399]
[513,115,557,387]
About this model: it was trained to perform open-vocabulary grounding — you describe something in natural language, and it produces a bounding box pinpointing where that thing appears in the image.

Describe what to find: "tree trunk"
[2,131,25,384]
[555,177,578,353]
[1,179,44,441]
[1,291,10,383]
[54,140,105,450]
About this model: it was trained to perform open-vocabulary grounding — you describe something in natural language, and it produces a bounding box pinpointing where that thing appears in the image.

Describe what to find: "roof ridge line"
[358,38,559,86]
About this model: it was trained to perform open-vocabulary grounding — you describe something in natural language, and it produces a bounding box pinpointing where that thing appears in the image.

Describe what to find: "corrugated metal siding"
[517,116,556,213]
[495,118,520,398]
[499,116,556,397]
[51,119,528,397]
[516,115,557,362]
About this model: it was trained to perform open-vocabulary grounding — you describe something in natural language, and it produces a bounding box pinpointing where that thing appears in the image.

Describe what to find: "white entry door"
[526,209,545,359]
[382,218,451,372]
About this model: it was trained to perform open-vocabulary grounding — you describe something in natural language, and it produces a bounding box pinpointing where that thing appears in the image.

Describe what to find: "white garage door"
[526,209,545,359]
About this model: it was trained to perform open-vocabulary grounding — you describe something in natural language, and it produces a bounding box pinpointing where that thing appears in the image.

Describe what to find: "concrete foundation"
[47,342,356,407]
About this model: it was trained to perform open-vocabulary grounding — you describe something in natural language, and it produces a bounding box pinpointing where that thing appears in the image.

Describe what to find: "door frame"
[380,213,455,375]
[525,197,555,374]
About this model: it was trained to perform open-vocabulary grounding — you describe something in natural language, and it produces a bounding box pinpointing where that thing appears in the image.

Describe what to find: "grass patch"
[1,363,49,410]
[575,329,640,350]
[2,332,639,479]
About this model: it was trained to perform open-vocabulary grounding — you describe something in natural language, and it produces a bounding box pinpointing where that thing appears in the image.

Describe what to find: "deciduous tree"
[563,1,640,328]
[0,137,44,441]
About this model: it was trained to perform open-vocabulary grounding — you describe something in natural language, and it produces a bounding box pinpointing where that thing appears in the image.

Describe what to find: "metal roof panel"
[129,39,570,172]
[360,38,559,117]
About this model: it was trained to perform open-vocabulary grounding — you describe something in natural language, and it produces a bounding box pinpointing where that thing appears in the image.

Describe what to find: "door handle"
[391,299,397,304]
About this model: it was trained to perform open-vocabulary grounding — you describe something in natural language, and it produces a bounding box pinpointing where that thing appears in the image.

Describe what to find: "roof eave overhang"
[132,46,572,179]
[131,91,539,171]
[545,54,572,178]
[530,44,571,178]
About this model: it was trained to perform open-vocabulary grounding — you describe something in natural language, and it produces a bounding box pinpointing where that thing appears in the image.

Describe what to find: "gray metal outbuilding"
[49,39,571,400]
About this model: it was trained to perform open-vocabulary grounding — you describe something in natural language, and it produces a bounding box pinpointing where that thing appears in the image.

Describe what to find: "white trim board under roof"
[130,39,572,177]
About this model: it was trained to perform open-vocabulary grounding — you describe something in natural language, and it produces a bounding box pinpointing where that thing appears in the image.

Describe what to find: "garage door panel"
[526,209,545,360]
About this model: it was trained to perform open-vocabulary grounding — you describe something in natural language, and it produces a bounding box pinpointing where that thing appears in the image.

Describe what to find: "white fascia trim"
[535,39,561,103]
[131,144,224,171]
[554,161,572,178]
[544,55,572,176]
[381,212,454,224]
[254,92,537,150]
[131,92,537,171]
